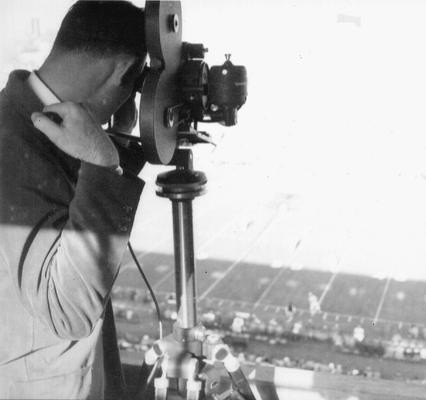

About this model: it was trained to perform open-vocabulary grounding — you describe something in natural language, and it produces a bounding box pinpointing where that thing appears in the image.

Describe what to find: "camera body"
[138,1,247,165]
[178,44,247,127]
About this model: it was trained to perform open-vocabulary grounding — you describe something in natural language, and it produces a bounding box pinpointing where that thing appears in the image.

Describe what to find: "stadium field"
[116,252,426,330]
[204,262,278,302]
[320,273,386,318]
[379,280,426,325]
[259,268,333,309]
[118,253,174,289]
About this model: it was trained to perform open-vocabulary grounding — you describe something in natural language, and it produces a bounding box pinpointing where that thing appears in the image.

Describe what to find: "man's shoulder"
[0,74,53,155]
[0,73,35,140]
[0,69,42,136]
[0,89,25,127]
[0,96,42,162]
[0,70,81,185]
[0,88,57,178]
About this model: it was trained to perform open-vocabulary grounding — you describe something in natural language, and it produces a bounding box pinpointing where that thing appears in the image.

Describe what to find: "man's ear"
[111,56,139,87]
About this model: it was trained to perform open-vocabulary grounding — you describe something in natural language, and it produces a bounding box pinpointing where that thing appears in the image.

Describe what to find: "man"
[0,1,147,398]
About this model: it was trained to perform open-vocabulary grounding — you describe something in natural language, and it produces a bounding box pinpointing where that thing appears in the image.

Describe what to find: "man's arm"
[0,104,144,340]
[31,162,143,339]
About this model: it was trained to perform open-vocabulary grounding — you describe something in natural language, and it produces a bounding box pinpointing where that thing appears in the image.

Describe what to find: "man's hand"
[31,102,119,168]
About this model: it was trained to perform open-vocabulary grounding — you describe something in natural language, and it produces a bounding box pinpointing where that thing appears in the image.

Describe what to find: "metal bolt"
[169,14,179,33]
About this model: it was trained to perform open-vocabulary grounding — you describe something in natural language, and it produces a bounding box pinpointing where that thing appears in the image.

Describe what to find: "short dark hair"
[52,0,146,58]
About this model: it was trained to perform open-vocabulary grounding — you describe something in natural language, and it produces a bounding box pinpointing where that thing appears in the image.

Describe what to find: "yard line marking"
[198,217,277,301]
[317,255,343,306]
[373,276,391,324]
[197,246,256,302]
[153,269,174,289]
[253,225,309,308]
[253,268,287,308]
[318,271,339,306]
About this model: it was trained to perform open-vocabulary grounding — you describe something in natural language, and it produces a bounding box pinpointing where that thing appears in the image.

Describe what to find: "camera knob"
[169,14,179,33]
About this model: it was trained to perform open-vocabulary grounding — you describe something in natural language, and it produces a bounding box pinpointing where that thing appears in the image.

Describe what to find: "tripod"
[134,148,257,400]
[132,0,249,396]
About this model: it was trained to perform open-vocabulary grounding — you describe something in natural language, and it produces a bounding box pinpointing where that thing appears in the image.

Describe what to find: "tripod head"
[137,0,248,165]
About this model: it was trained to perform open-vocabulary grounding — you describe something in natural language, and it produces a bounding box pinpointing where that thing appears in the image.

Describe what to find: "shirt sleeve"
[0,125,144,340]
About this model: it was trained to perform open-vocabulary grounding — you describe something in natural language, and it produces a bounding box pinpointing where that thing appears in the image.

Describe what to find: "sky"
[3,1,426,279]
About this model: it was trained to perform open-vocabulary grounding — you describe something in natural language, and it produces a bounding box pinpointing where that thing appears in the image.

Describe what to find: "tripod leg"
[227,367,257,400]
[186,381,202,400]
[135,340,165,398]
[186,358,202,400]
[213,345,257,400]
[155,356,170,400]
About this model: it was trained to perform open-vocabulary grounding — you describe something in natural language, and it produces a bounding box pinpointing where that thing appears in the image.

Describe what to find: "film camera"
[129,2,253,400]
[137,1,247,165]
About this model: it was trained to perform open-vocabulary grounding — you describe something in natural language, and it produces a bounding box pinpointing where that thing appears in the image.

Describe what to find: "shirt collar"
[27,70,61,106]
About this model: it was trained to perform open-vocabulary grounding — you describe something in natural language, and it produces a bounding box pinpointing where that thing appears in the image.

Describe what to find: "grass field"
[320,274,387,319]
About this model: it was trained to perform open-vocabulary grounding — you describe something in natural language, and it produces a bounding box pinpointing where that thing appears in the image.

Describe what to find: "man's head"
[39,0,146,123]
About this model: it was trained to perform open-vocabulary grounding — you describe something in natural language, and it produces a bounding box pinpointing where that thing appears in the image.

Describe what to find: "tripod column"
[156,149,207,331]
[172,199,196,328]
